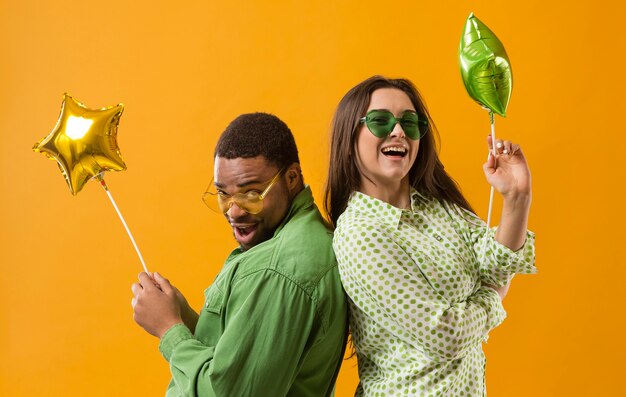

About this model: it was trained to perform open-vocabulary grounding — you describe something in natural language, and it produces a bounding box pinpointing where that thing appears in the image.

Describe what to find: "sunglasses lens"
[216,195,232,213]
[400,112,421,140]
[364,110,427,140]
[239,197,263,214]
[222,194,263,214]
[204,170,282,215]
[365,110,394,138]
[203,191,223,213]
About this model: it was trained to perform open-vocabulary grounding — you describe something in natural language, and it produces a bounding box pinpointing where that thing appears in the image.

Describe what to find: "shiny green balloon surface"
[459,12,512,117]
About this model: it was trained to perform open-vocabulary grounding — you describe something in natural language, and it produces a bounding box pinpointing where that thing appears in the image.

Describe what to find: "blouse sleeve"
[451,204,537,287]
[334,218,507,363]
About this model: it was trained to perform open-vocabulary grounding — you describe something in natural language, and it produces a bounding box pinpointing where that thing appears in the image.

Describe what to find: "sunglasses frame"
[203,168,285,214]
[360,109,428,140]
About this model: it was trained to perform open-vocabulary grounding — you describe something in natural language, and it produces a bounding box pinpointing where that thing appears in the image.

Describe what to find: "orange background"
[1,1,625,396]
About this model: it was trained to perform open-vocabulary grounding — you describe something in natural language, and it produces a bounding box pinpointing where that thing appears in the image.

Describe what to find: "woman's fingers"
[487,137,519,156]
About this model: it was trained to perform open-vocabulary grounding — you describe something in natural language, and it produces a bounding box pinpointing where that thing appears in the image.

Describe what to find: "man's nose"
[226,202,248,219]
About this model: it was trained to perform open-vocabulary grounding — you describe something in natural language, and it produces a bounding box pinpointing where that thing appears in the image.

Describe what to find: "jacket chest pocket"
[194,286,225,345]
[203,286,224,314]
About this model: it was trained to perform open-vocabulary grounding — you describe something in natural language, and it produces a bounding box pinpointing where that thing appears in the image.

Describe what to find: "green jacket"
[159,187,348,396]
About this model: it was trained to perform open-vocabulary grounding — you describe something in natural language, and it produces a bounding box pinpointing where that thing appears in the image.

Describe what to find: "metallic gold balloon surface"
[33,94,126,195]
[459,12,512,117]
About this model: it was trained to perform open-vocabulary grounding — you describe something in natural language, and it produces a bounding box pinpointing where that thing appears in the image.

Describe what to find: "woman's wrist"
[502,191,531,212]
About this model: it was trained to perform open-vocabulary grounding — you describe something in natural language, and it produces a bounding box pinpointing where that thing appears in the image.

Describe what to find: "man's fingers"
[131,282,142,297]
[153,272,174,294]
[138,272,157,290]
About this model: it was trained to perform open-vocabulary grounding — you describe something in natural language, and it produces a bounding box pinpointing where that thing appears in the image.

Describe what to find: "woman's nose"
[389,121,406,138]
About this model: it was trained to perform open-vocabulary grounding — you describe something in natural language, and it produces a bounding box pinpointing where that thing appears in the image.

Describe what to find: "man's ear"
[284,163,302,192]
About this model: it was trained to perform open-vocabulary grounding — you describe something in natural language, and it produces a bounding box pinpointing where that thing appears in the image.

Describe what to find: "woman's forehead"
[368,88,415,112]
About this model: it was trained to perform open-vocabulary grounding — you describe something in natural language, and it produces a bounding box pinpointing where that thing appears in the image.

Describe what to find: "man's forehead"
[213,156,278,187]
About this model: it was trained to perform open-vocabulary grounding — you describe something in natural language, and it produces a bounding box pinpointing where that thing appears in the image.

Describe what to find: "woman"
[325,76,536,396]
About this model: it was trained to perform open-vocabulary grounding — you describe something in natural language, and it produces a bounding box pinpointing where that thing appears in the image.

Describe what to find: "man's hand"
[131,272,184,338]
[167,277,200,334]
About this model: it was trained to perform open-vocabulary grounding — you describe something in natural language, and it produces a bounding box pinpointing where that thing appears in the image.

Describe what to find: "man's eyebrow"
[214,179,263,189]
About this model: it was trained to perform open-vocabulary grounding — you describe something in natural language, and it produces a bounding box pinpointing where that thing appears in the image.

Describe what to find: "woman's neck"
[358,177,411,209]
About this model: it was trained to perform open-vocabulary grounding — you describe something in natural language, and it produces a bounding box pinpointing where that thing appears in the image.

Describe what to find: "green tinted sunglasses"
[360,109,428,140]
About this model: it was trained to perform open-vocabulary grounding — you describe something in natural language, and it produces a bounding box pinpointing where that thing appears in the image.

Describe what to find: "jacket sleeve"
[334,219,507,363]
[159,270,320,397]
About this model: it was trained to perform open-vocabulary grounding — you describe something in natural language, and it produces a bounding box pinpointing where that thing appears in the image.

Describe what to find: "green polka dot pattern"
[333,190,536,396]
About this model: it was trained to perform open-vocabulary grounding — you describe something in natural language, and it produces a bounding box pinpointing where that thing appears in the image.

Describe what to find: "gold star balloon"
[33,93,126,195]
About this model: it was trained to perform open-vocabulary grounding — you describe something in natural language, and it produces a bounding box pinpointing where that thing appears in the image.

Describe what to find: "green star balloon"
[459,12,512,117]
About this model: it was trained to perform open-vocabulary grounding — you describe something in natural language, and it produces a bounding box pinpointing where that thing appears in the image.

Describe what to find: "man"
[131,112,348,396]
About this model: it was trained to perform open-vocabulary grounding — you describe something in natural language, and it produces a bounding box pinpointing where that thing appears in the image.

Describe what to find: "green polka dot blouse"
[333,190,536,396]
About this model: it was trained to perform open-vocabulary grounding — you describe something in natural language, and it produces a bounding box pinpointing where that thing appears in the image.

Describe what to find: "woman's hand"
[483,135,532,251]
[483,135,531,200]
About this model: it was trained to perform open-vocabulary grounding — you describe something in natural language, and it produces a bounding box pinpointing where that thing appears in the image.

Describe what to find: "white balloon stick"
[96,174,149,273]
[486,111,497,229]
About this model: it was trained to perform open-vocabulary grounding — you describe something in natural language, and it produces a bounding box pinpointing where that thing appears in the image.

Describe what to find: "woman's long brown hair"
[324,75,474,227]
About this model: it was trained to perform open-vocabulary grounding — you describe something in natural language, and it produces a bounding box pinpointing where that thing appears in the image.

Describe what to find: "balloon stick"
[486,111,497,229]
[96,174,148,273]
